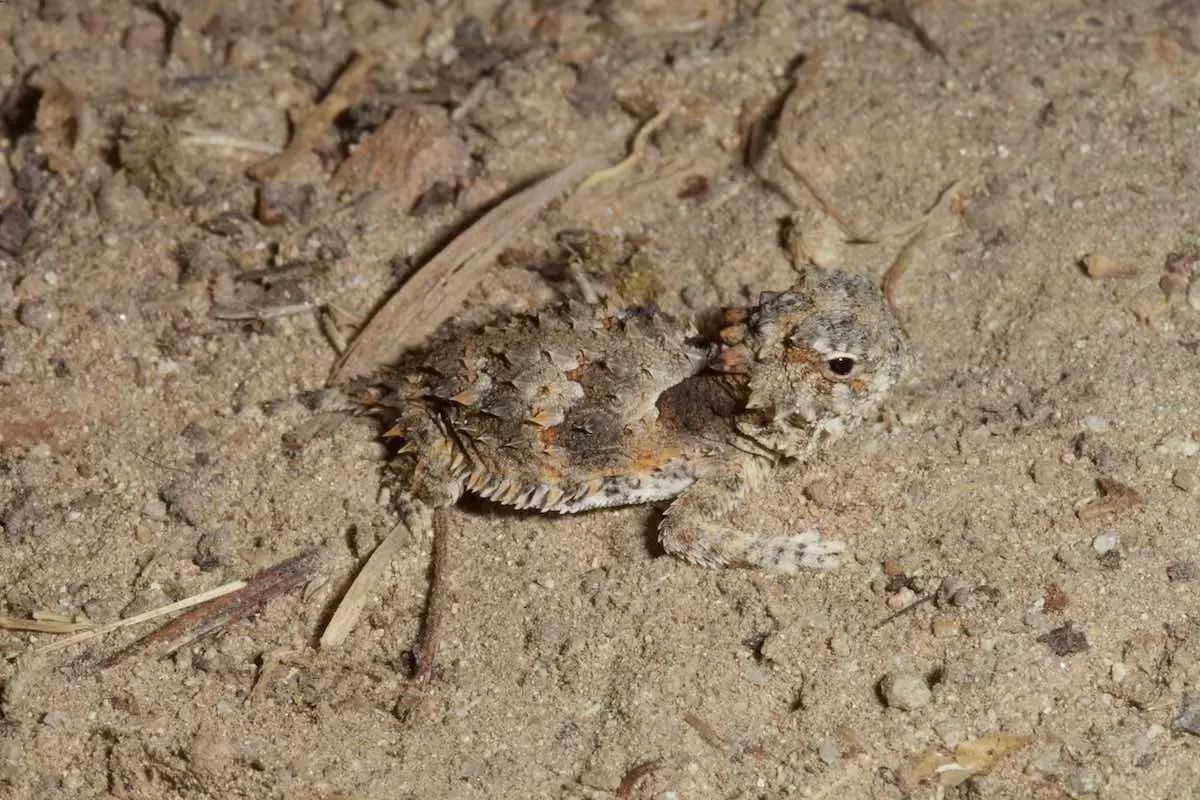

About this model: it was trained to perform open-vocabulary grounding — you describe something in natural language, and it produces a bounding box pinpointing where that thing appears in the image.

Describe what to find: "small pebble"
[804,478,836,508]
[934,718,967,749]
[931,616,962,637]
[1172,694,1200,736]
[1023,608,1051,631]
[1161,271,1189,299]
[40,711,69,728]
[1167,561,1197,583]
[1065,769,1100,796]
[1092,532,1119,555]
[0,279,14,309]
[880,670,932,711]
[1172,468,1197,493]
[1082,253,1125,278]
[1082,415,1108,433]
[142,497,168,521]
[816,738,840,765]
[887,587,919,610]
[1156,433,1200,457]
[96,173,152,228]
[1111,662,1129,682]
[17,300,59,332]
[1029,459,1055,485]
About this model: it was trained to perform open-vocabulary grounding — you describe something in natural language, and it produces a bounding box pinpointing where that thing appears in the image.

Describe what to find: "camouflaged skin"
[376,267,913,574]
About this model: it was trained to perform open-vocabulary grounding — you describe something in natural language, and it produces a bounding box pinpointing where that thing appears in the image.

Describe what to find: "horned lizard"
[372,266,912,574]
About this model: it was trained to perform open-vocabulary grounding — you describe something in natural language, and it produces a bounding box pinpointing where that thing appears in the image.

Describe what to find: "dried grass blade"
[319,522,409,649]
[33,580,246,655]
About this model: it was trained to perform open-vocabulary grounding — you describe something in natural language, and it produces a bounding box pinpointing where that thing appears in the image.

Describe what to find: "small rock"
[816,737,840,765]
[1161,270,1189,299]
[1167,561,1198,582]
[0,203,31,256]
[1172,468,1197,492]
[579,568,605,597]
[887,587,919,611]
[142,497,168,521]
[1026,743,1064,778]
[0,279,14,309]
[1111,662,1129,682]
[1156,433,1200,457]
[194,528,229,571]
[880,670,932,711]
[226,37,266,70]
[170,23,208,70]
[1092,532,1119,555]
[176,239,228,283]
[96,173,152,228]
[934,718,967,749]
[186,725,232,782]
[1023,608,1051,631]
[931,616,962,637]
[3,491,44,544]
[1129,286,1167,323]
[1082,253,1127,278]
[1029,459,1055,485]
[1082,415,1109,433]
[40,711,69,728]
[256,182,315,226]
[1171,694,1200,736]
[1065,769,1100,796]
[17,300,59,332]
[804,479,836,508]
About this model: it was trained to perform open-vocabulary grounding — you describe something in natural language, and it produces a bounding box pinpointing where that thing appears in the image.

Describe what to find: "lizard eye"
[825,356,857,378]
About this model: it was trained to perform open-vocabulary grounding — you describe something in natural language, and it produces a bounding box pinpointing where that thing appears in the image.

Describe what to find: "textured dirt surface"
[2,1,1200,798]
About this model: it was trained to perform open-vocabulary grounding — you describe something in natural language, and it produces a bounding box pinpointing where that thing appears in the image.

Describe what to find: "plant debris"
[92,549,318,671]
[900,732,1033,790]
[1076,477,1145,522]
[617,759,664,799]
[577,104,673,192]
[1037,623,1090,657]
[319,522,410,649]
[329,155,602,382]
[0,613,93,635]
[248,52,377,183]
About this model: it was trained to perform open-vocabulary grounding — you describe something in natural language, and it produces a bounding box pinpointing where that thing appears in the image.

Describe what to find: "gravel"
[880,670,932,711]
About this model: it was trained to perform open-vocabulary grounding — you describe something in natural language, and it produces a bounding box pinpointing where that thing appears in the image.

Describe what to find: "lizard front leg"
[658,458,845,574]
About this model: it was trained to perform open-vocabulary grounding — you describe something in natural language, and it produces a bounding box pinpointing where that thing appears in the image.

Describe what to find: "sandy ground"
[2,1,1199,798]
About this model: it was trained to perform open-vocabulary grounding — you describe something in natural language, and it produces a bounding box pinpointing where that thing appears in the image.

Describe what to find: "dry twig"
[93,549,318,670]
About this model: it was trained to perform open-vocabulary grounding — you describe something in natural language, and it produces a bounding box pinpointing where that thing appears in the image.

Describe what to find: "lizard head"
[714,267,913,458]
